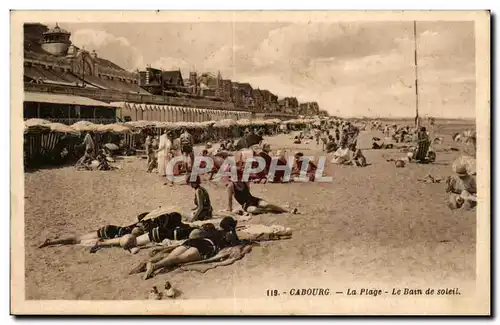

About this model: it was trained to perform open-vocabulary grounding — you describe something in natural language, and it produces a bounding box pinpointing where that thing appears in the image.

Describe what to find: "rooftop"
[43,23,70,35]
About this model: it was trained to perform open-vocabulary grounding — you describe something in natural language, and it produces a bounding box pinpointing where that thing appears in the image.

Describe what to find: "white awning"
[25,92,116,107]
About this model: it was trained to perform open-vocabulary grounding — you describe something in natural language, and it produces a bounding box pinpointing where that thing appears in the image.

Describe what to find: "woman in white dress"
[157,131,168,178]
[164,132,175,185]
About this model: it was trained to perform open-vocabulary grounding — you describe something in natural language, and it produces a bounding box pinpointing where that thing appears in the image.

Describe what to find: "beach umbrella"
[72,121,98,132]
[24,118,52,133]
[25,118,52,127]
[49,122,80,135]
[96,123,132,134]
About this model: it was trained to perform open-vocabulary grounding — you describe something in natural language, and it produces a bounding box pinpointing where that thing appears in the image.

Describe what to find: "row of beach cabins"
[23,117,320,168]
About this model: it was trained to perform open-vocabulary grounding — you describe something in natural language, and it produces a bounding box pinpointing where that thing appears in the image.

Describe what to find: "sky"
[59,21,475,118]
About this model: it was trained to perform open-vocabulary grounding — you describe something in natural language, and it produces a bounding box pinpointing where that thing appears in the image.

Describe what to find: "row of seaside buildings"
[23,23,327,124]
[138,68,321,116]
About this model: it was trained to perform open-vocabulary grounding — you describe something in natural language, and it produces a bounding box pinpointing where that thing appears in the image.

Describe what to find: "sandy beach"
[24,124,476,300]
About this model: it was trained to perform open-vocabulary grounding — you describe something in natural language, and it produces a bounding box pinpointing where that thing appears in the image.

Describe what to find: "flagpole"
[413,20,420,128]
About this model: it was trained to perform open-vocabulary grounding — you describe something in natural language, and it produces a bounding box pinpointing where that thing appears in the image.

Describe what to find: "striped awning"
[24,92,116,107]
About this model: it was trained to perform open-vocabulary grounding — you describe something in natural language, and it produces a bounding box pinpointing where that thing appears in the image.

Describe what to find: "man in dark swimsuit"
[38,212,150,248]
[145,222,196,244]
[39,212,185,249]
[88,212,197,252]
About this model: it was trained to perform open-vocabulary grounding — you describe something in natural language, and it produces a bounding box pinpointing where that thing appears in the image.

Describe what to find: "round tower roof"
[44,23,70,35]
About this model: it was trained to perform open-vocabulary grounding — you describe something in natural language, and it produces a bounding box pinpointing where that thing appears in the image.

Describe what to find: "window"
[23,102,37,118]
[94,107,116,119]
[39,103,53,118]
[54,104,69,118]
[79,106,94,119]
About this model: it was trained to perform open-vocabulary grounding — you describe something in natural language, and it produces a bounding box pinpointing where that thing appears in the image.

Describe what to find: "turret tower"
[41,23,71,56]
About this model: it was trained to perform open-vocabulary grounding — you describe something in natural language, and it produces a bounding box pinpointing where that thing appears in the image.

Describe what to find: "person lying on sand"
[372,137,394,150]
[39,212,185,249]
[88,213,198,253]
[38,212,150,248]
[136,217,243,280]
[178,243,254,274]
[226,169,293,215]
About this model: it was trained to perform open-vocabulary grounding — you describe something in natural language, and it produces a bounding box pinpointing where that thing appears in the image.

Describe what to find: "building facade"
[24,23,146,95]
[137,67,185,94]
[23,23,319,123]
[299,102,320,116]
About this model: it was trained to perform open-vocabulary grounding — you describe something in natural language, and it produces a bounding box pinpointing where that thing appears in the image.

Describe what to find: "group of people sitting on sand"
[330,139,367,167]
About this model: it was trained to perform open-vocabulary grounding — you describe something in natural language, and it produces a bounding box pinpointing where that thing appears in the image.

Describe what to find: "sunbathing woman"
[38,212,150,248]
[140,217,241,280]
[227,169,291,215]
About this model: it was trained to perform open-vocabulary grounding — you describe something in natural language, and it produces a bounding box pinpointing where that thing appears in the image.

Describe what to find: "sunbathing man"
[188,175,213,221]
[38,212,150,248]
[140,217,242,280]
[227,169,290,215]
[38,211,187,249]
[88,212,198,253]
